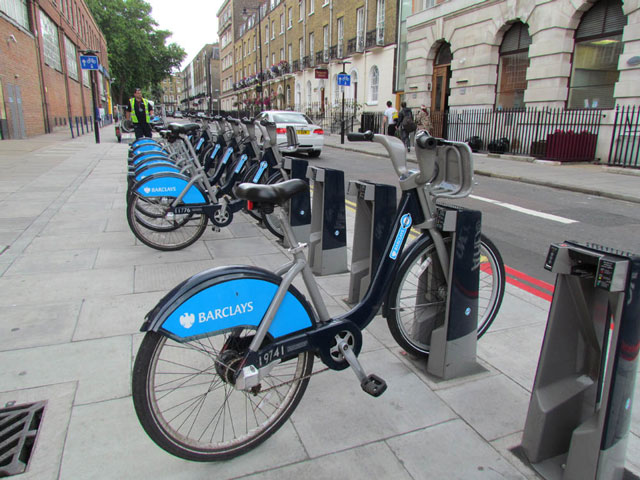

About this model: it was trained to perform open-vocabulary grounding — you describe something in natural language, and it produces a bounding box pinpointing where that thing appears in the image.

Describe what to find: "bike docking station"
[346,180,397,304]
[306,166,348,275]
[519,241,640,480]
[283,156,311,245]
[425,205,487,380]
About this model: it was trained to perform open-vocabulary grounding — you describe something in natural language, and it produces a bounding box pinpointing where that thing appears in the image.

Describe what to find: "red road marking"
[504,265,555,302]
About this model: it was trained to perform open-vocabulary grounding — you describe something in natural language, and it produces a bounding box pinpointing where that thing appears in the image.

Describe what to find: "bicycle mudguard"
[131,153,170,167]
[133,164,181,182]
[131,158,176,173]
[133,172,207,205]
[141,265,315,341]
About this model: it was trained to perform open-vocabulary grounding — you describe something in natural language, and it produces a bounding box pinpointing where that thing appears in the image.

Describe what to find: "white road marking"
[470,195,578,224]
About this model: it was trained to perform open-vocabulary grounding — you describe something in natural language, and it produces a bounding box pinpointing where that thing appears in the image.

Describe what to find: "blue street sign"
[337,73,351,86]
[80,55,99,70]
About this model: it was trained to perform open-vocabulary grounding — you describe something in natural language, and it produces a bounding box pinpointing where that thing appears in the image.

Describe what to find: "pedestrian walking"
[382,100,398,137]
[397,102,416,151]
[415,104,433,135]
[126,88,154,139]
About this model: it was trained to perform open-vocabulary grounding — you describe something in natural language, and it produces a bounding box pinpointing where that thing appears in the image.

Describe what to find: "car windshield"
[272,113,311,124]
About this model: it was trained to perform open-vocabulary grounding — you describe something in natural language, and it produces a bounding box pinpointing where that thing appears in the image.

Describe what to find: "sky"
[147,0,224,70]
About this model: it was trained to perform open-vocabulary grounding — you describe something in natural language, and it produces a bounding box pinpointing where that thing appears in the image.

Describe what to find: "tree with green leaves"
[86,0,185,105]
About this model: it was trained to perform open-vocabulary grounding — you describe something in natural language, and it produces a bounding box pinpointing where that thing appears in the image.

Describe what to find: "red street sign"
[315,69,328,79]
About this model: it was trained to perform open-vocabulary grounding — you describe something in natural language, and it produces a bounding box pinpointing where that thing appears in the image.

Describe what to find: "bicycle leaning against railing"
[131,130,505,461]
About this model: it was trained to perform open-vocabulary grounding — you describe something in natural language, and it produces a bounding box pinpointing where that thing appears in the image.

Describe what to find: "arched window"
[306,80,312,109]
[496,22,531,109]
[369,66,379,103]
[286,85,291,107]
[568,0,627,109]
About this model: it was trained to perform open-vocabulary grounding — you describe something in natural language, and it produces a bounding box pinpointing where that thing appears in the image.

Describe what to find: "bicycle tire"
[132,330,313,461]
[127,196,208,251]
[261,172,286,240]
[385,234,505,358]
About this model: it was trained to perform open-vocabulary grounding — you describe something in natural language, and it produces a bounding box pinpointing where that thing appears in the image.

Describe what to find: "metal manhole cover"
[0,401,46,477]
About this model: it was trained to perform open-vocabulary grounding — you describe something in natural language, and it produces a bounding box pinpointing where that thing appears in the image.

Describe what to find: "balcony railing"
[347,36,365,55]
[292,59,300,72]
[316,50,329,65]
[302,55,311,68]
[366,30,377,49]
[376,25,384,45]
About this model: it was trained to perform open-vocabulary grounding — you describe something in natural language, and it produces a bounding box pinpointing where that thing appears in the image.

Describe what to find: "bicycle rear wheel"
[127,195,208,250]
[385,234,505,358]
[132,330,313,461]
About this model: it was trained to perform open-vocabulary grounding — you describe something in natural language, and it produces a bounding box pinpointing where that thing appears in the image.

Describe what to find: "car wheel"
[308,150,321,158]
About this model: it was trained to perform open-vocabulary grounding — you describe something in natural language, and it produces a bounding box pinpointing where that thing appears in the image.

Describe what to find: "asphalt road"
[317,146,640,286]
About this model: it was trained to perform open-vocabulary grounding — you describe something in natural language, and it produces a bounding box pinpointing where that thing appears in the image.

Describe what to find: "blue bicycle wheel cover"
[135,174,206,204]
[161,278,313,339]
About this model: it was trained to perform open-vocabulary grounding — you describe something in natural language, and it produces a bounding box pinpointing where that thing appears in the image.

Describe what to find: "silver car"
[257,110,324,157]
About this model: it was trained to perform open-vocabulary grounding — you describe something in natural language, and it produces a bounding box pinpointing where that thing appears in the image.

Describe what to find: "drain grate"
[0,401,46,477]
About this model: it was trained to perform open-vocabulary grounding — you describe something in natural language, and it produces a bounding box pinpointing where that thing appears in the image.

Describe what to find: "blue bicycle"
[131,131,505,461]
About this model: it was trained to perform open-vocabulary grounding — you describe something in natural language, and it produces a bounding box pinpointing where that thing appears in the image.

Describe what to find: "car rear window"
[272,113,310,124]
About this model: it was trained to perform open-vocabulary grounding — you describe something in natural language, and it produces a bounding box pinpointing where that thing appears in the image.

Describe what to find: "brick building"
[218,0,398,113]
[0,0,110,139]
[178,43,221,113]
[160,75,181,115]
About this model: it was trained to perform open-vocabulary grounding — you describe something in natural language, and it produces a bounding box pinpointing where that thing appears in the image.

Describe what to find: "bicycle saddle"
[168,123,200,135]
[234,179,308,205]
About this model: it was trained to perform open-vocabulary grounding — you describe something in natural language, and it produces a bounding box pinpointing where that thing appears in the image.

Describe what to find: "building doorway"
[431,43,451,138]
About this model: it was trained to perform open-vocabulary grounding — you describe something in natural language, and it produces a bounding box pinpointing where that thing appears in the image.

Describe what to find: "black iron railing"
[608,104,640,168]
[438,107,604,162]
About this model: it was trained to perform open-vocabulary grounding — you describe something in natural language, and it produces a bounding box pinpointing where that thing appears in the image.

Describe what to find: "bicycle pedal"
[360,374,387,397]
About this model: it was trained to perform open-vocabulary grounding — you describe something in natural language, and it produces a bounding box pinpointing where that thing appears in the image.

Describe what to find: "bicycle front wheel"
[127,196,208,250]
[132,330,313,461]
[385,234,505,358]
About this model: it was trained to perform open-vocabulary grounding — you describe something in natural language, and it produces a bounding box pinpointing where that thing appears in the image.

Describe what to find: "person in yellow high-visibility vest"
[125,88,154,139]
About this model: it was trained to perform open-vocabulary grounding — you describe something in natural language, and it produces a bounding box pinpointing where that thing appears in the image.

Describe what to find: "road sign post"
[338,63,351,145]
[80,53,100,144]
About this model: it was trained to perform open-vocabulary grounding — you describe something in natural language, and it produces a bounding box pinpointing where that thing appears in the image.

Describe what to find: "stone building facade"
[219,0,399,113]
[405,0,639,112]
[0,0,109,139]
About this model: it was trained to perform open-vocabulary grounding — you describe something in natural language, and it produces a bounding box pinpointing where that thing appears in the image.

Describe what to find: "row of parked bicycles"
[126,114,299,250]
[126,116,508,461]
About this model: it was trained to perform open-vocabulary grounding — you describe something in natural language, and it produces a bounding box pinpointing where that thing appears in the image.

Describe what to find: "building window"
[495,22,531,110]
[40,10,62,71]
[306,80,312,107]
[280,48,284,61]
[265,24,269,43]
[1,0,30,30]
[299,0,304,21]
[299,38,304,63]
[376,0,385,44]
[280,13,284,33]
[323,25,329,60]
[369,65,379,103]
[568,0,627,109]
[288,44,292,64]
[82,68,90,88]
[337,17,344,58]
[64,35,78,80]
[356,7,365,52]
[309,0,314,15]
[288,7,292,28]
[271,20,275,39]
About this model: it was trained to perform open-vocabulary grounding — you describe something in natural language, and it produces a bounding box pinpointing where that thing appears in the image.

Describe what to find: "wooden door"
[431,65,450,138]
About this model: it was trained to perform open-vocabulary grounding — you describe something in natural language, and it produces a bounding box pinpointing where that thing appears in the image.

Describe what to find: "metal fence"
[440,107,604,162]
[608,105,640,168]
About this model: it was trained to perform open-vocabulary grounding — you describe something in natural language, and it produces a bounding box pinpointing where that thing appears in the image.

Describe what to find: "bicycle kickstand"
[336,339,387,397]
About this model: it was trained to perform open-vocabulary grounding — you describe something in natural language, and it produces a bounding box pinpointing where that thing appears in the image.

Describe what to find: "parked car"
[256,110,324,157]
[173,111,183,118]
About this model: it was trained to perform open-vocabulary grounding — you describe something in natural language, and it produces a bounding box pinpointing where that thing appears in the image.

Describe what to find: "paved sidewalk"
[324,134,640,204]
[0,128,638,479]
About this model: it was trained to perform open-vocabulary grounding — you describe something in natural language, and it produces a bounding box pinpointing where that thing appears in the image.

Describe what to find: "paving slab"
[437,375,531,442]
[0,302,81,351]
[290,348,456,458]
[59,397,309,479]
[74,291,165,341]
[0,267,134,306]
[386,419,527,479]
[94,242,212,269]
[24,231,135,252]
[0,335,131,405]
[204,236,281,257]
[4,248,98,275]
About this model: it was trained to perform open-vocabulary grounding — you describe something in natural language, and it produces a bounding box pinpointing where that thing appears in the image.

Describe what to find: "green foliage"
[86,0,185,105]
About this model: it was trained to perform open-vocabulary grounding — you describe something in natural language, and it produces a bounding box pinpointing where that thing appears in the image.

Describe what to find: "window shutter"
[576,0,626,40]
[500,22,531,54]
